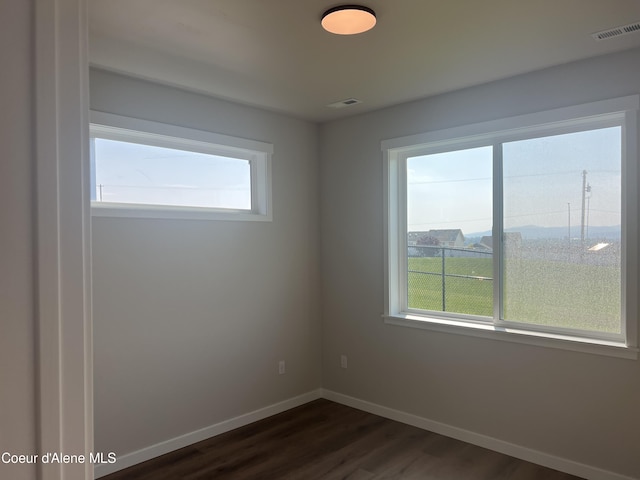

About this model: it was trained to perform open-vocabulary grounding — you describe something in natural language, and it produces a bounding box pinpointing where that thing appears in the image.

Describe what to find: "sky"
[92,138,251,209]
[407,126,622,237]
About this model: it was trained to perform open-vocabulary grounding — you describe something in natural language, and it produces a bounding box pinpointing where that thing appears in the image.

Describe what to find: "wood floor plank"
[101,399,585,480]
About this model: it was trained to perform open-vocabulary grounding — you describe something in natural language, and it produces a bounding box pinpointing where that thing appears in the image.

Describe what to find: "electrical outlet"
[340,354,348,369]
[278,360,286,375]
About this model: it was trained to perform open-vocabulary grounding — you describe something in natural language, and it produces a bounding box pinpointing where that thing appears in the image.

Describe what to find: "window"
[90,111,272,221]
[383,96,639,358]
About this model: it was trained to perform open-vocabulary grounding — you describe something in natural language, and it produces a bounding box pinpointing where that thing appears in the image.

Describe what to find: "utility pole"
[580,170,587,252]
[567,202,571,240]
[567,202,571,261]
[586,183,591,240]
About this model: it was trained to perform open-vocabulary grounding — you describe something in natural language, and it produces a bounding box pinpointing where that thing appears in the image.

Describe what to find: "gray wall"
[90,69,321,455]
[320,48,640,479]
[0,1,37,479]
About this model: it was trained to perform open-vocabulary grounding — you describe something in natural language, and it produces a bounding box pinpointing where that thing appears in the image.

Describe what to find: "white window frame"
[383,96,639,359]
[90,111,273,221]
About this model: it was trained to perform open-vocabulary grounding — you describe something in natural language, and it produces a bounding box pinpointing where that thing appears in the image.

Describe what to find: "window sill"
[91,202,272,222]
[383,313,638,360]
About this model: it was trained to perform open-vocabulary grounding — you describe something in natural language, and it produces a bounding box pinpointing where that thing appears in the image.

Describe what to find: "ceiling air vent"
[327,98,362,109]
[592,21,640,41]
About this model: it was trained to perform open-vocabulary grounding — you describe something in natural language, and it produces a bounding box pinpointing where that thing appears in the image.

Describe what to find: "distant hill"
[467,225,621,241]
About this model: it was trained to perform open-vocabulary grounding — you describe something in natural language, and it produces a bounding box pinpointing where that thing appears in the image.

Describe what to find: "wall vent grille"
[592,21,640,41]
[327,98,362,109]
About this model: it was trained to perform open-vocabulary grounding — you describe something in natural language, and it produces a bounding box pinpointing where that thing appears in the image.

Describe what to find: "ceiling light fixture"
[321,5,376,35]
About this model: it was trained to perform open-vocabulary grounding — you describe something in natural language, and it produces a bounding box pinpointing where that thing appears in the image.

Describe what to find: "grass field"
[408,257,493,316]
[408,256,621,333]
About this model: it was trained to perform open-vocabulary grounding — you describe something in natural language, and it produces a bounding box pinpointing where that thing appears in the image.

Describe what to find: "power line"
[409,208,620,230]
[408,169,618,186]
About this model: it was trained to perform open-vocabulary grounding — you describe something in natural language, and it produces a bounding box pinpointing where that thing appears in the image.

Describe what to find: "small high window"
[90,112,272,221]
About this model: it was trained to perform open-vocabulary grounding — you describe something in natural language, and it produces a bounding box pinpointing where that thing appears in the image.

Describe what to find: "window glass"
[502,127,622,333]
[407,146,493,316]
[92,138,251,210]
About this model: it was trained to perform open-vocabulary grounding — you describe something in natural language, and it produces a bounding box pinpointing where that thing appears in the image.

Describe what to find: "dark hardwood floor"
[101,399,583,480]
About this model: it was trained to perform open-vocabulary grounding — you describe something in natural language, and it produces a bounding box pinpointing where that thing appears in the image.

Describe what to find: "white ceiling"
[89,0,640,122]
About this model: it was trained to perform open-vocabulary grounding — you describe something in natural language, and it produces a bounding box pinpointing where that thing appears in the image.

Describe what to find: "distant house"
[478,236,493,250]
[505,232,523,250]
[429,229,465,247]
[474,232,522,252]
[408,229,465,247]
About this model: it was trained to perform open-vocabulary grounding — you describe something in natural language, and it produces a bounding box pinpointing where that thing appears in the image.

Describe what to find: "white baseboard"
[94,389,322,478]
[321,389,635,480]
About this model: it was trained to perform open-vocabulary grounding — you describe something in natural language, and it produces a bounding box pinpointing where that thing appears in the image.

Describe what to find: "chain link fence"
[408,245,493,316]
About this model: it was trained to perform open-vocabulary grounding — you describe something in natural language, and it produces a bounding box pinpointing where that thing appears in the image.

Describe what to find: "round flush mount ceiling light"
[321,5,377,35]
